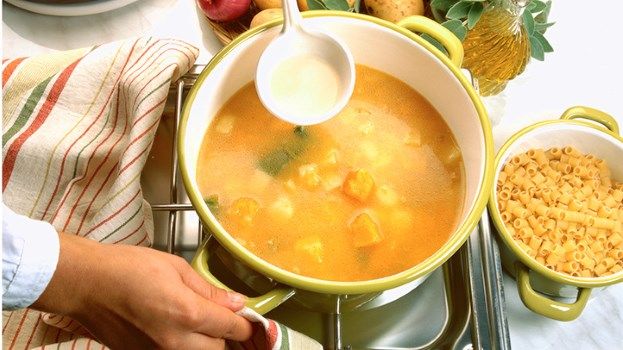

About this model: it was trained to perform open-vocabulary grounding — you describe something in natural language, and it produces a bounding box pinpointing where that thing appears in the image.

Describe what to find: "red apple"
[196,0,251,22]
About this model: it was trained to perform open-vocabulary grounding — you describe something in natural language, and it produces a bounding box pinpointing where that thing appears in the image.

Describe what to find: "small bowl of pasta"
[488,106,623,321]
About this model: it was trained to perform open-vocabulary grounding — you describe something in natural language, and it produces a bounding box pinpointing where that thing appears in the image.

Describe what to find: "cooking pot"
[179,12,494,314]
[488,106,623,321]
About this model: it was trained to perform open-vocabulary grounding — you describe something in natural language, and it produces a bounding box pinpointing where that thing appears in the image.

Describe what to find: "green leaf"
[529,35,544,61]
[535,0,552,23]
[523,10,535,36]
[535,21,555,34]
[446,1,472,20]
[533,31,553,53]
[324,0,350,11]
[430,0,459,12]
[421,34,449,56]
[307,0,328,10]
[529,0,546,13]
[467,2,484,29]
[258,126,312,176]
[442,19,468,41]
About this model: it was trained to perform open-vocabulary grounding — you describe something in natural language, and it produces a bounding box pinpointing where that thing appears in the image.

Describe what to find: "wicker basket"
[206,3,261,45]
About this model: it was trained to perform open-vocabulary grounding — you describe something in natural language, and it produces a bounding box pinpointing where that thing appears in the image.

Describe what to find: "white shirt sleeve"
[2,204,60,310]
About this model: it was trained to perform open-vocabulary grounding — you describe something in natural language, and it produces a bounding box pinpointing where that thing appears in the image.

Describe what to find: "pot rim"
[488,118,623,288]
[179,11,494,294]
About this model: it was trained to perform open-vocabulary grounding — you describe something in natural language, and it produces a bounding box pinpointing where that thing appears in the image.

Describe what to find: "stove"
[141,66,511,349]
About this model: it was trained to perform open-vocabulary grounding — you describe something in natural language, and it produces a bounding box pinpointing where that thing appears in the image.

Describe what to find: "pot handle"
[516,262,591,321]
[560,106,620,135]
[191,238,296,315]
[397,16,464,67]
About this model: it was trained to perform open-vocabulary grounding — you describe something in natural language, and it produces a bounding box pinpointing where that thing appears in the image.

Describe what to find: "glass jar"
[461,0,531,96]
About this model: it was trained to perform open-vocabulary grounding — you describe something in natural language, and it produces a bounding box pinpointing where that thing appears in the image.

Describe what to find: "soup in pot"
[197,65,465,281]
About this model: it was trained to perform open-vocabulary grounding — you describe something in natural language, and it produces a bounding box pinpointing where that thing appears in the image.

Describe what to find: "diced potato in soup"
[295,236,324,263]
[227,198,259,226]
[375,184,399,206]
[215,115,235,134]
[298,163,321,188]
[197,65,465,281]
[269,195,294,220]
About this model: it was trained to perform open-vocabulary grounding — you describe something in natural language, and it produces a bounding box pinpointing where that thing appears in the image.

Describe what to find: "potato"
[250,8,283,28]
[298,163,321,188]
[254,0,281,10]
[295,236,324,263]
[297,0,309,11]
[365,0,424,23]
[215,115,234,134]
[227,198,260,225]
[269,195,294,219]
[375,184,398,206]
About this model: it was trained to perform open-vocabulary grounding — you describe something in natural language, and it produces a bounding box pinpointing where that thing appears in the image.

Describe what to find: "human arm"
[2,204,253,349]
[31,233,253,349]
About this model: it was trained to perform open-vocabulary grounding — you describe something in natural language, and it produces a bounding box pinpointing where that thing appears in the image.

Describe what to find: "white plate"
[4,0,141,16]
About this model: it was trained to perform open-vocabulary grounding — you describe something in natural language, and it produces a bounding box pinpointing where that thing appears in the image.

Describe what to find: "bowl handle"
[397,16,464,67]
[560,106,620,135]
[191,238,296,315]
[516,262,591,321]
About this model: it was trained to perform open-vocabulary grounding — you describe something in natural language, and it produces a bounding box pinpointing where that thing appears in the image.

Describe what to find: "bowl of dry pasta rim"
[489,106,623,321]
[180,12,494,314]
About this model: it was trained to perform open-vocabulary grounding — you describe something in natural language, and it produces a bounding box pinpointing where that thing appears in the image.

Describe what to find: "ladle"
[255,0,355,125]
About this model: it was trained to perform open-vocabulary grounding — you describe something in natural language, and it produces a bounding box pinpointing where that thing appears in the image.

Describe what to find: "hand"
[32,233,253,349]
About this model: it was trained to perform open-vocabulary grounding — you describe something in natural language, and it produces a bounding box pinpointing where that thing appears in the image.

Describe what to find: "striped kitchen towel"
[235,308,321,350]
[2,36,198,349]
[2,38,322,350]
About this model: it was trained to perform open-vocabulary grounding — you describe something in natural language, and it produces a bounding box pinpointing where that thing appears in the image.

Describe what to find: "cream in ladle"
[255,0,355,125]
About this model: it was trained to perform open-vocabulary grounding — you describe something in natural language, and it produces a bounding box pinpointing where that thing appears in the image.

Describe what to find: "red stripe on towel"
[39,39,139,221]
[2,58,81,190]
[2,57,26,87]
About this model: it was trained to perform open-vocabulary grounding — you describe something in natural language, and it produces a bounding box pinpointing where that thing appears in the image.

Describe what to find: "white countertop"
[3,0,623,349]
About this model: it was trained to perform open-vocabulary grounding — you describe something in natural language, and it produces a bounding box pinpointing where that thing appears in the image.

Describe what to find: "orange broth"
[197,65,465,281]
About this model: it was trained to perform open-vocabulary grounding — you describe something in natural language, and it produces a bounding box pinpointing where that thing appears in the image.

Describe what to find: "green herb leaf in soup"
[258,126,312,176]
[204,194,220,214]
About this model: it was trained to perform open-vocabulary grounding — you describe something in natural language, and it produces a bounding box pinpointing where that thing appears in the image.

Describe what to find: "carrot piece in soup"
[350,213,383,247]
[342,169,375,202]
[228,198,260,225]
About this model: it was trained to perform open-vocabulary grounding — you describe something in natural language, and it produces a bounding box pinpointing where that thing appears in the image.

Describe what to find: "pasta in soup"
[197,65,465,281]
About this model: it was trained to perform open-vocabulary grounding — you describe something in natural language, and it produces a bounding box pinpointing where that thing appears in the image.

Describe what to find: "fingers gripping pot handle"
[192,238,296,315]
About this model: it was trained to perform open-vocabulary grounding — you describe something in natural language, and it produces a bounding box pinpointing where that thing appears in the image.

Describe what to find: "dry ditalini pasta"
[497,147,623,277]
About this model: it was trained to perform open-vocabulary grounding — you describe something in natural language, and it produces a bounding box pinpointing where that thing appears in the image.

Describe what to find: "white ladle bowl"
[255,0,355,125]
